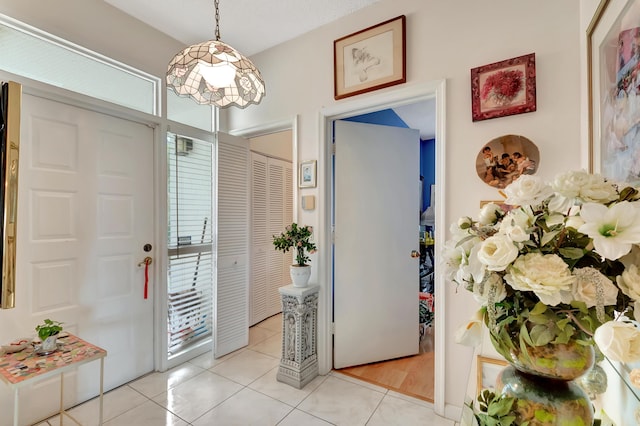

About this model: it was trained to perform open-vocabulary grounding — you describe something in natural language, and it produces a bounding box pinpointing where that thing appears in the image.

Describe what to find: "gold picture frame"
[0,81,21,310]
[333,15,406,100]
[476,355,507,395]
[587,0,640,184]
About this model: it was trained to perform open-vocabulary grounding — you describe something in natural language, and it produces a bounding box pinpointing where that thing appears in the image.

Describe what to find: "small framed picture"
[477,355,508,394]
[299,160,317,188]
[471,53,537,122]
[334,15,406,100]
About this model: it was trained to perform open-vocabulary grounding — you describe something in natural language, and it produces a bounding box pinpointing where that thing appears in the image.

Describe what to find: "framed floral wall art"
[588,0,640,185]
[471,53,537,122]
[334,15,406,100]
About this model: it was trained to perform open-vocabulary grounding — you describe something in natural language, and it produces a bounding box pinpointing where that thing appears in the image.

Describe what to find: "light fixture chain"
[214,0,220,41]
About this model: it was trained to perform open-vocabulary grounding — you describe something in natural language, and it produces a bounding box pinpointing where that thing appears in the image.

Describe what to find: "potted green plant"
[35,318,63,354]
[273,223,317,287]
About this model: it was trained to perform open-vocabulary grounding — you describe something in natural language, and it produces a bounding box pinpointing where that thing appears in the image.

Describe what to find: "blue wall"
[343,110,435,212]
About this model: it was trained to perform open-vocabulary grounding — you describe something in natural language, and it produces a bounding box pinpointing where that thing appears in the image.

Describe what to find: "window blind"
[167,133,214,356]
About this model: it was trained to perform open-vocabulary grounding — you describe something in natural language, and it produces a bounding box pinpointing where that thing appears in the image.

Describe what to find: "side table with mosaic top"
[277,284,319,389]
[0,333,107,426]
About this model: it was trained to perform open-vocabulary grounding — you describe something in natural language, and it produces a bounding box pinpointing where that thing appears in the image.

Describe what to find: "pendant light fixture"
[166,0,265,108]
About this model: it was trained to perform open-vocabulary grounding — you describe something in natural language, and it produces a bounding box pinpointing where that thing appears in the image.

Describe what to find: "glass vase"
[497,365,594,426]
[490,331,594,381]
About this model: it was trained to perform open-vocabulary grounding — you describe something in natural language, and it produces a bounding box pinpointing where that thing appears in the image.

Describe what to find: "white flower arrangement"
[446,170,640,364]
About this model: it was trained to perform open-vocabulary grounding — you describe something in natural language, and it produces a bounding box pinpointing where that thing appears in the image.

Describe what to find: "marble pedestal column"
[276,284,319,389]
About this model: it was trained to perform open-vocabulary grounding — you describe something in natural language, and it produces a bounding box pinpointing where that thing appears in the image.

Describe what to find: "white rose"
[455,309,484,347]
[579,174,618,203]
[478,203,503,225]
[617,264,640,300]
[572,267,618,307]
[504,175,554,206]
[498,208,533,242]
[594,321,640,363]
[551,170,618,204]
[551,170,592,198]
[504,253,575,306]
[476,235,519,272]
[472,272,507,305]
[502,225,529,243]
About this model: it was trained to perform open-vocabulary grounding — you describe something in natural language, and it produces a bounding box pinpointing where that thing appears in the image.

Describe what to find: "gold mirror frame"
[0,81,21,309]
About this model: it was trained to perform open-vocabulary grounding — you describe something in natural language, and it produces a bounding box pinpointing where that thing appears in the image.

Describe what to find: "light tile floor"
[36,315,457,426]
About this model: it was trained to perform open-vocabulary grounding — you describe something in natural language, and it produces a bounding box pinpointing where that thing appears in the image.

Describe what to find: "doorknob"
[138,256,152,267]
[410,250,420,258]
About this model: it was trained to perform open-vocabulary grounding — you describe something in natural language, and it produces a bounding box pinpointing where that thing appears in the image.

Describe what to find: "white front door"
[333,120,420,369]
[0,93,155,423]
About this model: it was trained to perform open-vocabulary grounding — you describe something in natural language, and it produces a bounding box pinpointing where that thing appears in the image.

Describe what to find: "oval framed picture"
[476,135,539,189]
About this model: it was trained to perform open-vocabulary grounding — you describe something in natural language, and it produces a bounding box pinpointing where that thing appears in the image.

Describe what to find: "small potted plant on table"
[35,318,63,355]
[273,223,317,287]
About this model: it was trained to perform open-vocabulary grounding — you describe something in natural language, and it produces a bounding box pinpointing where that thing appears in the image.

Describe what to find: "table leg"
[99,357,104,425]
[60,372,64,426]
[13,388,18,426]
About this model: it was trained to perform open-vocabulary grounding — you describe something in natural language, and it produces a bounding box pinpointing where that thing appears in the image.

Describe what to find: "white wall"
[226,0,583,412]
[0,0,588,416]
[0,0,183,81]
[250,130,293,162]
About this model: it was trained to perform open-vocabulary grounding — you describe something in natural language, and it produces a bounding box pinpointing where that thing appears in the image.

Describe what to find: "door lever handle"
[410,250,420,258]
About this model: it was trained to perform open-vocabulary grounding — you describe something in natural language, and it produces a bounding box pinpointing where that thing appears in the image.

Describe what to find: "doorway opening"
[230,118,299,347]
[320,80,446,414]
[332,105,436,402]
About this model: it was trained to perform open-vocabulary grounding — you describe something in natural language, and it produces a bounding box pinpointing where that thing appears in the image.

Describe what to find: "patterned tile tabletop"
[0,334,106,385]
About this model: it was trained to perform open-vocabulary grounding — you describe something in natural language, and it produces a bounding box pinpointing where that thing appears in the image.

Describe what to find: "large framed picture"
[470,53,537,122]
[299,160,317,188]
[334,15,406,100]
[588,0,640,185]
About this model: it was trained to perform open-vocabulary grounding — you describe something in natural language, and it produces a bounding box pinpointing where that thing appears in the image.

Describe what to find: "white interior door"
[214,132,250,357]
[333,120,420,369]
[0,93,155,423]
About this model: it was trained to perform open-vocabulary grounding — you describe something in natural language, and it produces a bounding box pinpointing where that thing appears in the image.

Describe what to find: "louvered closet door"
[250,153,268,325]
[282,162,294,288]
[249,155,293,325]
[267,159,286,316]
[215,132,250,357]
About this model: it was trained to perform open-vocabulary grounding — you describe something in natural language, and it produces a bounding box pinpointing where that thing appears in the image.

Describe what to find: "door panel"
[334,120,420,369]
[0,94,154,423]
[215,132,250,357]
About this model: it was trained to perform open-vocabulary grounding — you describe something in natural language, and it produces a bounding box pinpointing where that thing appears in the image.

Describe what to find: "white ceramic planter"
[290,265,311,287]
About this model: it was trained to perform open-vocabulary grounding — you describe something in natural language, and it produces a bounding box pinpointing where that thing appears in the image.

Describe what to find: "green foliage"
[272,223,317,266]
[475,389,518,426]
[35,318,63,341]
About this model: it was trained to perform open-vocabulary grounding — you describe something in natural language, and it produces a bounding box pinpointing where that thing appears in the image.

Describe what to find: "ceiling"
[103,0,434,138]
[104,0,381,57]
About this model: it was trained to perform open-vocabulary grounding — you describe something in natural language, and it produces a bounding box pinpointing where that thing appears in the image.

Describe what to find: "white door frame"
[318,80,447,415]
